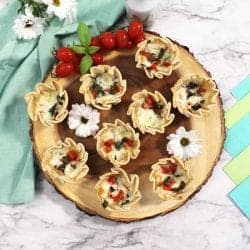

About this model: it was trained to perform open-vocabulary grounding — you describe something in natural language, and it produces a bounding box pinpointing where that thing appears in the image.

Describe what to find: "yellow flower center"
[180,137,190,146]
[53,0,61,6]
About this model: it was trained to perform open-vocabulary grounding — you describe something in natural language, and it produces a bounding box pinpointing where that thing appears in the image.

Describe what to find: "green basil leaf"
[77,22,91,47]
[80,54,92,75]
[87,46,99,54]
[70,45,86,54]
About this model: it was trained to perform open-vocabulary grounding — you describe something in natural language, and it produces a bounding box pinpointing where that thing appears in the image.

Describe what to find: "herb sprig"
[18,0,47,18]
[70,23,100,75]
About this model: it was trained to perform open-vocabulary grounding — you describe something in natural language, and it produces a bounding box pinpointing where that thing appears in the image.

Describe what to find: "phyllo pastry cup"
[24,81,68,126]
[95,167,141,211]
[135,36,180,79]
[79,65,127,110]
[127,89,175,135]
[42,137,89,183]
[149,156,191,201]
[171,75,218,117]
[95,119,140,166]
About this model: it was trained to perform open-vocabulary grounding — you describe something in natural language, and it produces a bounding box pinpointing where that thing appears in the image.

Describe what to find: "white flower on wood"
[68,103,100,138]
[166,126,202,160]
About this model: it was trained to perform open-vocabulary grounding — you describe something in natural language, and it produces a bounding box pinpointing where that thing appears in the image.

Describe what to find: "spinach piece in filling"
[102,200,108,208]
[91,81,105,97]
[172,181,186,192]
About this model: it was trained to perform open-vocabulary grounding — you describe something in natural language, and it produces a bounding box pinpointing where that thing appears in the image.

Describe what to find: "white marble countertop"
[0,0,250,249]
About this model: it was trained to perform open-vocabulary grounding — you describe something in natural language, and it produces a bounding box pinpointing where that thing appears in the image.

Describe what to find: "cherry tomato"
[73,53,82,64]
[100,32,116,49]
[128,19,143,40]
[55,62,74,77]
[91,36,101,47]
[126,40,133,49]
[56,47,76,62]
[115,29,129,49]
[73,63,80,74]
[67,150,78,161]
[91,53,104,65]
[133,32,145,44]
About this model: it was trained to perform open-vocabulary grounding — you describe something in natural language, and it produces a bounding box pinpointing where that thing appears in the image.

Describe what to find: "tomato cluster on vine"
[54,20,144,78]
[91,20,145,50]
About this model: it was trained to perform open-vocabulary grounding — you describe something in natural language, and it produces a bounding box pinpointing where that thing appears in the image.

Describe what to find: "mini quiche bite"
[171,75,218,117]
[42,137,89,183]
[95,119,140,166]
[135,36,180,79]
[24,81,68,126]
[95,167,141,211]
[79,65,127,110]
[127,90,175,135]
[149,157,191,201]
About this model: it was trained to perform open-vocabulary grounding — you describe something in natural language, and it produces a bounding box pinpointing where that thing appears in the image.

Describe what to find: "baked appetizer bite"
[149,157,191,201]
[95,119,140,166]
[42,137,89,183]
[79,65,127,110]
[24,81,68,126]
[127,90,175,135]
[135,36,180,79]
[95,167,141,211]
[171,75,218,117]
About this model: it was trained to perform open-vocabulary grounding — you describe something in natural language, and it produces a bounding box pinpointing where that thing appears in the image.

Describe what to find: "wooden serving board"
[31,33,225,222]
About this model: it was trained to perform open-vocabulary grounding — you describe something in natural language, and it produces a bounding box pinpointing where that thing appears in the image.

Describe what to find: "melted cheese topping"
[155,164,188,192]
[137,108,164,128]
[103,126,134,162]
[177,84,206,112]
[141,42,171,69]
[49,149,82,178]
[38,90,64,120]
[100,177,130,207]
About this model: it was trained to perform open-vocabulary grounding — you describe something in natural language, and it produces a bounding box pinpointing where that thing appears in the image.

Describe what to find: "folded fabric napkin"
[225,93,250,129]
[231,75,250,100]
[229,176,250,220]
[224,146,250,185]
[0,0,125,204]
[224,114,250,157]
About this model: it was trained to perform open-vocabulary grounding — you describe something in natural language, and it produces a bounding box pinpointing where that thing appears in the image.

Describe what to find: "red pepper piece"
[103,139,114,153]
[169,163,177,173]
[67,149,78,161]
[125,138,134,147]
[163,178,176,190]
[107,175,116,185]
[113,190,124,202]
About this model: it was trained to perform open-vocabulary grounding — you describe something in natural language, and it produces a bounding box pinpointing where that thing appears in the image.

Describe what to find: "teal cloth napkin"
[0,0,125,204]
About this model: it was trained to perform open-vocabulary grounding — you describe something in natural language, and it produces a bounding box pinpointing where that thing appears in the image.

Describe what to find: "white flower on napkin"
[13,7,45,40]
[42,0,77,24]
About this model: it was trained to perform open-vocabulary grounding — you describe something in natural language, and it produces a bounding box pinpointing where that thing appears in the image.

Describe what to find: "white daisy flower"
[166,126,202,160]
[13,7,45,40]
[42,0,77,24]
[68,104,100,138]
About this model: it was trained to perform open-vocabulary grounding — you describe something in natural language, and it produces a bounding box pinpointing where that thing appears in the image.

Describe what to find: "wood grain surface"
[31,33,225,222]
